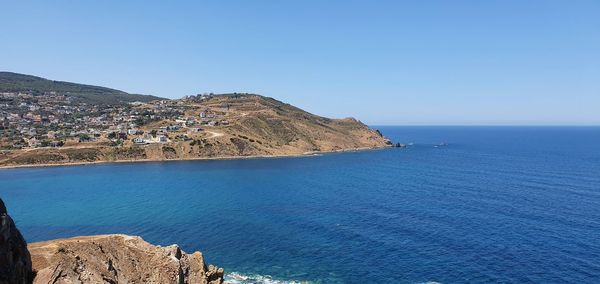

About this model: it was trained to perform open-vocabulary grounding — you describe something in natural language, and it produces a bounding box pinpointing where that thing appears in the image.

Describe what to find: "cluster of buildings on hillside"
[0,91,231,150]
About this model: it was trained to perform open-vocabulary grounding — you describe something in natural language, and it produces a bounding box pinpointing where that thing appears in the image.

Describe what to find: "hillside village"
[0,91,235,150]
[0,73,391,167]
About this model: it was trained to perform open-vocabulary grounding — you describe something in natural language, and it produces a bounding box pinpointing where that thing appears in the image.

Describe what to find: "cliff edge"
[29,235,224,284]
[0,199,33,284]
[0,198,224,284]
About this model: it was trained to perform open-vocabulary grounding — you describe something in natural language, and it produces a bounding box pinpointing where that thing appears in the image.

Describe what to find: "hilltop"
[0,72,163,105]
[0,74,392,168]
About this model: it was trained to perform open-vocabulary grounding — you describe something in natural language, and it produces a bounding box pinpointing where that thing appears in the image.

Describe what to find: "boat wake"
[224,272,309,284]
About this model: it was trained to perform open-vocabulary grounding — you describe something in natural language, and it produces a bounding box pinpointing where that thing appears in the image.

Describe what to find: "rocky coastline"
[0,198,224,284]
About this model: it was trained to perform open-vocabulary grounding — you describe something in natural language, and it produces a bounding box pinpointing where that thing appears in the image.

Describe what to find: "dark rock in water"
[394,142,406,148]
[0,198,33,284]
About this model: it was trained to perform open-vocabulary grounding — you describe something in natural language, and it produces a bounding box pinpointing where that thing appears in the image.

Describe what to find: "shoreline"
[0,146,389,170]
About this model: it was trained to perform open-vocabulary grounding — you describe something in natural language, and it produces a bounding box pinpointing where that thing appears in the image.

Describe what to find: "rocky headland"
[1,73,392,168]
[0,198,224,284]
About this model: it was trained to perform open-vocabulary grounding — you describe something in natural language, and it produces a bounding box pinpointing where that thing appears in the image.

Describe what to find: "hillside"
[0,72,163,104]
[183,94,391,156]
[0,86,392,168]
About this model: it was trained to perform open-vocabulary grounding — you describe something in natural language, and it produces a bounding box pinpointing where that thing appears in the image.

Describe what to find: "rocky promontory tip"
[29,234,224,284]
[0,198,224,284]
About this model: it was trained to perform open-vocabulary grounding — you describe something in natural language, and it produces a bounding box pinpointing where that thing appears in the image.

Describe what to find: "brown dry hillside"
[0,94,391,167]
[192,94,391,155]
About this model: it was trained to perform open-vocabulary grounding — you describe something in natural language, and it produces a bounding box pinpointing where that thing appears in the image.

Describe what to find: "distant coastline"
[0,146,388,170]
[1,74,392,170]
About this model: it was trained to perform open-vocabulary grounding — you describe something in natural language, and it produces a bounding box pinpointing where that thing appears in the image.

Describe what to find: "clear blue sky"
[1,1,599,125]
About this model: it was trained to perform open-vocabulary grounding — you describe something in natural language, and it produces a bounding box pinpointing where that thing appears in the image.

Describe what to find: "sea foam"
[224,272,309,284]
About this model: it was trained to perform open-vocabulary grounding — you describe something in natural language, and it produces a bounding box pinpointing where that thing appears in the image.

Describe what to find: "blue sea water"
[1,126,600,283]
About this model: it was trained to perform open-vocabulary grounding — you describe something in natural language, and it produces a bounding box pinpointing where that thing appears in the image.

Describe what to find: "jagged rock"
[0,198,224,284]
[28,234,223,284]
[0,198,34,284]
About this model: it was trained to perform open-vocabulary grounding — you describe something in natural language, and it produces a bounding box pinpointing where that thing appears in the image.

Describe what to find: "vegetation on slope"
[0,72,164,105]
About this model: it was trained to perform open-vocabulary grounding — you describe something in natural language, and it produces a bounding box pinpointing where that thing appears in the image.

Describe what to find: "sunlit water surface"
[1,127,600,283]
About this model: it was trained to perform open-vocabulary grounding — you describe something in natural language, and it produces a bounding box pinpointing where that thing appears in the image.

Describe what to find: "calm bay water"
[1,126,600,283]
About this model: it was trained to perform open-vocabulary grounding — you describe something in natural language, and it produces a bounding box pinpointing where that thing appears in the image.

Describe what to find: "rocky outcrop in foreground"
[0,199,33,284]
[0,198,223,284]
[29,234,224,284]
